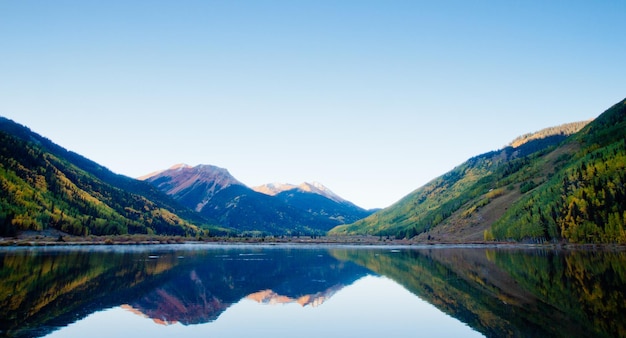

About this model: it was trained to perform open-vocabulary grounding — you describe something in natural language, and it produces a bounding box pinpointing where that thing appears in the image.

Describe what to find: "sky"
[1,1,625,209]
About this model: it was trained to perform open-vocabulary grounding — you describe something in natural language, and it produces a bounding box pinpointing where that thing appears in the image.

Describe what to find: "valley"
[1,97,625,244]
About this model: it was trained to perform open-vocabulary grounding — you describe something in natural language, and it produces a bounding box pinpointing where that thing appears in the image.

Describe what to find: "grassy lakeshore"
[0,230,417,246]
[2,230,626,250]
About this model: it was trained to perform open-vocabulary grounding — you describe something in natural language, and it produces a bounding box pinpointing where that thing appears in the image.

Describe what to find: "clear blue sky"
[1,1,625,209]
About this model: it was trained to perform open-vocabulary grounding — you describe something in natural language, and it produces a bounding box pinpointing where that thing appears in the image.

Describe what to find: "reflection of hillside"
[331,247,626,338]
[490,249,626,338]
[0,248,181,338]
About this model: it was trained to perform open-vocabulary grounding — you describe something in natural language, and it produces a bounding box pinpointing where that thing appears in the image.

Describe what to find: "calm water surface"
[1,244,625,338]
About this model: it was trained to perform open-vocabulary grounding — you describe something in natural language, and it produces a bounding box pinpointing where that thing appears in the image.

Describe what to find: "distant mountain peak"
[170,163,192,170]
[139,164,244,212]
[137,163,192,180]
[251,182,297,195]
[252,181,347,203]
[296,182,347,203]
[140,164,241,186]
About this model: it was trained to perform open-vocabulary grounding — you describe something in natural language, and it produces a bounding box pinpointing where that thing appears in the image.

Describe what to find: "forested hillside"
[488,99,626,243]
[0,117,212,237]
[332,98,626,244]
[329,115,602,242]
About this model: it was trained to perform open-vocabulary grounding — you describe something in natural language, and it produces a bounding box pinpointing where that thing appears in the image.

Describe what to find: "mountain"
[252,182,299,196]
[329,102,618,243]
[272,188,372,225]
[489,98,626,243]
[0,117,213,237]
[141,165,373,235]
[139,164,243,212]
[253,181,373,224]
[253,181,348,204]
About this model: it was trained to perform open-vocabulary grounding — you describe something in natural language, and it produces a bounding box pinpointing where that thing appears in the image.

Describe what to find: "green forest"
[488,99,626,243]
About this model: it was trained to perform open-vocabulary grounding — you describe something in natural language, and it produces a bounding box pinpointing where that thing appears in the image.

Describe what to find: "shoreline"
[2,232,625,251]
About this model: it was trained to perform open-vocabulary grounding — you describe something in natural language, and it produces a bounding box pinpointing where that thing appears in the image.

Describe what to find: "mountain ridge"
[252,181,349,204]
[141,164,373,235]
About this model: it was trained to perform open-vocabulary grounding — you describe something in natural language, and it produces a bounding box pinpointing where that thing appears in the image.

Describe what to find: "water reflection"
[1,245,625,337]
[45,275,481,338]
[332,247,626,338]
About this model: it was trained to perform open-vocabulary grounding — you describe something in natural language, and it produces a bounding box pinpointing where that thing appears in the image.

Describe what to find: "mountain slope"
[253,181,373,224]
[0,117,211,237]
[273,188,372,224]
[329,117,594,241]
[487,98,626,243]
[142,165,372,235]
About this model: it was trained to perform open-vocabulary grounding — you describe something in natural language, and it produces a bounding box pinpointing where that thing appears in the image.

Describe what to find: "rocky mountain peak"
[252,181,346,203]
[139,164,244,212]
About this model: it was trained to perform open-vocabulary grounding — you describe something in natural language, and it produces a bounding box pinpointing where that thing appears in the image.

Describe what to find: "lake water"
[1,244,625,338]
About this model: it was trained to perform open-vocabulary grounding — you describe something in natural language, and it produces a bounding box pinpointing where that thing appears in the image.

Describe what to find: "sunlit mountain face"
[139,164,244,212]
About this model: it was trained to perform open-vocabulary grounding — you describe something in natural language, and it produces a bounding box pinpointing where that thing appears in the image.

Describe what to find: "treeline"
[509,120,590,148]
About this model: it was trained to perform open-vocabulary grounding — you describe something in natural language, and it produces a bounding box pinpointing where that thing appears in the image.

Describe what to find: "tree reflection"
[331,247,626,338]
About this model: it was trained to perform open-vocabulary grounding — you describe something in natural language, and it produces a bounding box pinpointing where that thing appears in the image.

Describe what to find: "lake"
[1,244,625,338]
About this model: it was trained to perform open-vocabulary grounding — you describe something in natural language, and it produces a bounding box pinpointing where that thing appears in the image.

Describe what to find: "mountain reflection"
[1,245,625,338]
[0,245,371,337]
[122,248,369,326]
